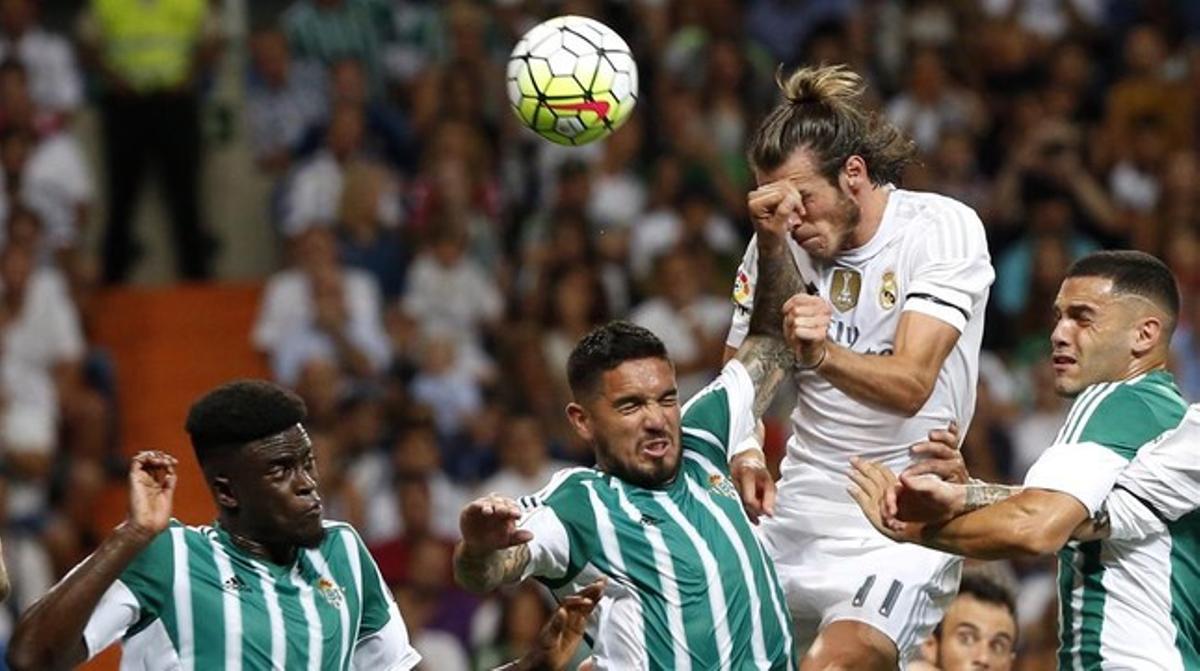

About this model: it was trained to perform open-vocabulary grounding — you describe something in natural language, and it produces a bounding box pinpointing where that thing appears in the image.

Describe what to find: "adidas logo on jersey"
[223,575,250,594]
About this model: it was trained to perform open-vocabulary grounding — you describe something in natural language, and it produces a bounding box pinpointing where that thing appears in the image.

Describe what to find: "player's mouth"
[1052,354,1077,372]
[639,437,671,459]
[301,501,323,518]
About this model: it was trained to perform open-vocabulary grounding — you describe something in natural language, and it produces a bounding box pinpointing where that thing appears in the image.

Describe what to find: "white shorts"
[759,520,962,664]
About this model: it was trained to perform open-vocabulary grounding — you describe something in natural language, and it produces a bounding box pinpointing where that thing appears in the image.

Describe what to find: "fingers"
[760,474,776,518]
[736,465,764,523]
[902,458,960,482]
[132,450,178,487]
[910,439,958,460]
[508,528,535,547]
[468,494,523,521]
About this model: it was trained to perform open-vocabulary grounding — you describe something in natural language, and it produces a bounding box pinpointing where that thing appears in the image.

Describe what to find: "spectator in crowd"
[472,583,555,671]
[252,227,391,385]
[78,0,220,283]
[0,0,79,120]
[478,413,570,500]
[283,0,395,97]
[885,47,985,152]
[281,102,370,236]
[245,27,328,174]
[336,161,406,300]
[629,248,731,398]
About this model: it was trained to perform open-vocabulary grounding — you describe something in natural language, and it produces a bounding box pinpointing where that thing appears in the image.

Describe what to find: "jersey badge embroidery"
[316,577,345,608]
[879,271,898,310]
[707,473,740,501]
[732,269,752,309]
[830,268,861,312]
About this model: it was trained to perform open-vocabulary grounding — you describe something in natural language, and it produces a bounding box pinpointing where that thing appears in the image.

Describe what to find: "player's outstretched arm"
[8,451,177,671]
[453,494,535,594]
[848,459,1088,560]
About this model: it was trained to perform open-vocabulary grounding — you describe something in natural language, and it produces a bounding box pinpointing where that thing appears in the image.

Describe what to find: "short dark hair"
[185,380,307,463]
[566,321,670,397]
[935,570,1018,639]
[1066,250,1180,326]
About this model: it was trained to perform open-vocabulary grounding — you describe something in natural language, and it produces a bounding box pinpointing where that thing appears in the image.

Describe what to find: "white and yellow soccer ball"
[507,15,638,146]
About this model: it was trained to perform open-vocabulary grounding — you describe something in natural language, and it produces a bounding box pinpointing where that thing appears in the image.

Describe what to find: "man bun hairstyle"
[567,321,669,398]
[748,63,917,186]
[185,379,307,463]
[1066,250,1180,330]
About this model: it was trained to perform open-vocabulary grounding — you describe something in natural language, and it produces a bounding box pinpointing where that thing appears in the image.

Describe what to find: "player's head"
[1051,250,1179,396]
[747,64,917,260]
[186,380,325,549]
[565,321,680,488]
[925,571,1017,671]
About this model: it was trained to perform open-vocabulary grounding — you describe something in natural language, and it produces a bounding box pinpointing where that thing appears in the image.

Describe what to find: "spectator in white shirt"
[401,221,502,358]
[252,227,391,385]
[629,248,732,399]
[281,103,367,236]
[245,27,327,174]
[478,414,570,500]
[0,0,81,117]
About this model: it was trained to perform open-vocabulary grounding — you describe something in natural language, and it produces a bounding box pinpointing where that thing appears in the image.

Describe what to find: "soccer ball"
[507,15,638,146]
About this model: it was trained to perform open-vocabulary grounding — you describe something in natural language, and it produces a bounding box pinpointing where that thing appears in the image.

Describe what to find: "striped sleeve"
[901,201,993,333]
[517,469,598,588]
[679,360,756,469]
[349,525,422,670]
[1112,404,1200,523]
[82,522,178,656]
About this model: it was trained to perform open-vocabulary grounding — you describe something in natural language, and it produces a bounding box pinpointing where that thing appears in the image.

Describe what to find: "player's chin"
[292,520,327,548]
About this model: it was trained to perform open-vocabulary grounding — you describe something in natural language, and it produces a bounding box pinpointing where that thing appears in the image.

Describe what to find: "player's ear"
[212,474,239,510]
[842,155,867,189]
[1132,314,1164,356]
[565,402,594,443]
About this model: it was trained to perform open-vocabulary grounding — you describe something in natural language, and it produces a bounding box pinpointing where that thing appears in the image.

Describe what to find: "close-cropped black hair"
[1066,250,1180,326]
[566,321,669,397]
[185,379,307,463]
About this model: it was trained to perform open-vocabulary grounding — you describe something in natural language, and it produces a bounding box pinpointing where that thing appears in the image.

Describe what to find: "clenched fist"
[783,293,832,368]
[747,181,804,243]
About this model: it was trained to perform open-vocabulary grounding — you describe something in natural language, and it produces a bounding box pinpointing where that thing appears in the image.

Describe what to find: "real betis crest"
[707,473,739,501]
[830,268,861,312]
[316,577,345,608]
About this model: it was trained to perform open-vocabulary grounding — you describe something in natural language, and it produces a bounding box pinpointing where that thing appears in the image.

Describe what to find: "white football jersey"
[727,188,994,537]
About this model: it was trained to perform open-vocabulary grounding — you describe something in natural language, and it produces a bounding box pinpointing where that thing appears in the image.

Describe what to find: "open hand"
[459,494,533,556]
[847,457,922,544]
[530,578,606,671]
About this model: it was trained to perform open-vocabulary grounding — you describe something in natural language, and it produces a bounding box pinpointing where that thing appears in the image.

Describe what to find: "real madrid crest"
[830,268,861,313]
[879,271,898,310]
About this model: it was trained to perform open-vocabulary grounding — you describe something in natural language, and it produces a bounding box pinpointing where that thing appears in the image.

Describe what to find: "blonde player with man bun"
[725,64,995,669]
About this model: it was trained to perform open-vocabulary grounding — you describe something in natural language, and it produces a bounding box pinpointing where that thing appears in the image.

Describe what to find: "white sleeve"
[517,504,571,582]
[1023,441,1129,516]
[1112,405,1200,522]
[901,204,994,333]
[1102,487,1167,541]
[82,579,141,659]
[351,615,422,671]
[725,239,757,350]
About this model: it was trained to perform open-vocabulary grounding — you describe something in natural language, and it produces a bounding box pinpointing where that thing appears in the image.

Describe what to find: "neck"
[846,183,892,249]
[221,517,297,565]
[1125,352,1169,380]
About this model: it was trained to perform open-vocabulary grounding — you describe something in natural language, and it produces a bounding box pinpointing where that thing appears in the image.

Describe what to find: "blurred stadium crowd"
[3,0,1200,669]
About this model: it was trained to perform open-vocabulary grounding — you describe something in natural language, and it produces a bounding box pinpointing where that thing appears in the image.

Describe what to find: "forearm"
[9,522,155,670]
[453,542,531,594]
[747,238,808,339]
[817,345,933,415]
[916,493,1074,560]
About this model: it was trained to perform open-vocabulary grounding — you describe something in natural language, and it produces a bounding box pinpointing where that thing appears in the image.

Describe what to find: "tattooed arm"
[453,495,534,594]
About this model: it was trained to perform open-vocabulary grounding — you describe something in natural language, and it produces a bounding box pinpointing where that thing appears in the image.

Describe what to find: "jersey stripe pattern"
[84,519,402,670]
[1049,371,1197,669]
[519,362,795,670]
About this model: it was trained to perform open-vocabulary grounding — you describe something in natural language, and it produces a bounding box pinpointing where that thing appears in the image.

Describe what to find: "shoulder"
[894,189,986,238]
[520,467,600,513]
[1069,375,1187,455]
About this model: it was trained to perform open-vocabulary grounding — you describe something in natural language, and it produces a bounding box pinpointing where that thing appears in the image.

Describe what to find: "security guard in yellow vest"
[80,0,220,283]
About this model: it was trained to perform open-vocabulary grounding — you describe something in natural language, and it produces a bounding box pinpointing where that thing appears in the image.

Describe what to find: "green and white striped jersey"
[517,360,795,670]
[1023,370,1197,670]
[82,519,420,671]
